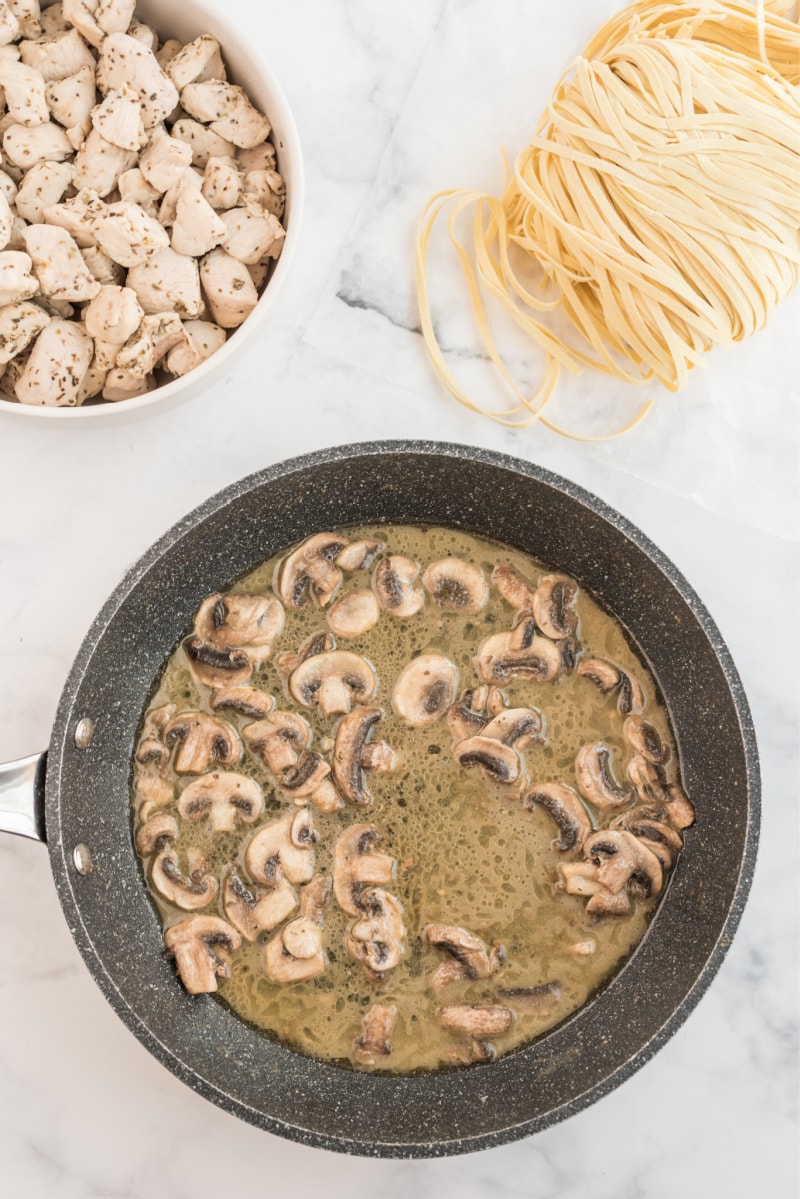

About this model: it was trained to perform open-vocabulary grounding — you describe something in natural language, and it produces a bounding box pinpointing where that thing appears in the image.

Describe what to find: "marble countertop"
[0,1,797,1195]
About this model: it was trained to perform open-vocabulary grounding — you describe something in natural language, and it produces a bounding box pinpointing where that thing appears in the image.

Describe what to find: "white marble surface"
[0,1,798,1195]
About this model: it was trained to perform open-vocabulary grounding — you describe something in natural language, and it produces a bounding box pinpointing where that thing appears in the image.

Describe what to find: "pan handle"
[0,752,47,842]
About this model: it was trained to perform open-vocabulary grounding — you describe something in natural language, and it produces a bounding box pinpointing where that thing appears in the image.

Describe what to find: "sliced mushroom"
[163,710,241,774]
[556,860,633,916]
[446,686,506,741]
[663,783,696,830]
[480,707,543,749]
[575,743,634,813]
[617,816,683,869]
[275,629,335,677]
[333,823,396,916]
[326,589,380,639]
[425,924,505,983]
[585,888,633,916]
[522,783,592,852]
[245,807,316,886]
[135,702,176,764]
[183,636,253,688]
[279,752,342,812]
[372,555,424,618]
[263,874,330,983]
[194,592,284,664]
[436,1003,513,1062]
[300,873,333,922]
[209,685,275,719]
[422,558,489,612]
[135,812,178,856]
[346,887,405,977]
[151,849,216,911]
[353,1003,398,1067]
[177,771,264,834]
[475,630,562,684]
[222,867,297,941]
[626,754,668,806]
[289,650,377,717]
[623,715,669,765]
[532,573,578,640]
[496,981,561,1014]
[570,940,597,956]
[584,829,664,898]
[491,563,537,611]
[135,773,174,812]
[576,658,646,716]
[392,654,458,727]
[453,737,521,785]
[332,707,396,807]
[335,539,383,572]
[278,532,350,608]
[164,915,241,995]
[242,710,311,774]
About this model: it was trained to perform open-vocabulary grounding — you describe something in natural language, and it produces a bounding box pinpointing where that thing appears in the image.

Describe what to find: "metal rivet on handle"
[74,718,95,749]
[73,844,93,875]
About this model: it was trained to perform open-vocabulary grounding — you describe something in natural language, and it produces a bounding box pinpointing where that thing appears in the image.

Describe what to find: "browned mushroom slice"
[586,888,633,916]
[336,539,384,572]
[333,824,396,916]
[392,654,458,727]
[278,532,350,608]
[194,592,284,662]
[475,630,562,684]
[263,875,331,983]
[491,564,537,611]
[289,650,377,717]
[135,812,178,856]
[447,686,490,741]
[430,958,472,990]
[453,737,521,784]
[557,861,633,916]
[373,555,424,618]
[151,850,217,911]
[280,752,331,798]
[584,829,664,898]
[626,754,669,805]
[346,887,405,977]
[353,1003,399,1066]
[575,743,634,813]
[481,707,543,748]
[332,707,396,806]
[164,710,242,774]
[245,808,317,886]
[135,774,174,813]
[523,784,592,852]
[177,771,264,833]
[621,817,683,869]
[422,558,489,612]
[663,783,696,830]
[577,658,645,715]
[532,573,578,641]
[135,703,176,764]
[624,715,669,764]
[183,637,254,688]
[436,1003,513,1062]
[425,924,505,982]
[164,915,241,995]
[275,629,335,676]
[210,685,275,718]
[326,589,380,638]
[222,867,298,941]
[242,710,311,774]
[497,981,562,1014]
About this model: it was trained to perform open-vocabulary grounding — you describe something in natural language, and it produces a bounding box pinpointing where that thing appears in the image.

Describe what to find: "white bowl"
[0,0,304,426]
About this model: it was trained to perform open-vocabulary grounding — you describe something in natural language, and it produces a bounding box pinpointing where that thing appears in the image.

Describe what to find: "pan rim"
[44,440,760,1157]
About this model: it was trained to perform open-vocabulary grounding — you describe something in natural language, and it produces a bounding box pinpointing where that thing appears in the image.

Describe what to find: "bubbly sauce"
[132,525,684,1072]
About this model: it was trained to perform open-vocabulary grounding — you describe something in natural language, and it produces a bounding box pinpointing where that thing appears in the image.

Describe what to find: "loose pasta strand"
[415,0,800,439]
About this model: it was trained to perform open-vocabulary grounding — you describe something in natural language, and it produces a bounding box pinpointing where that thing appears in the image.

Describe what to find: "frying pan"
[0,442,759,1157]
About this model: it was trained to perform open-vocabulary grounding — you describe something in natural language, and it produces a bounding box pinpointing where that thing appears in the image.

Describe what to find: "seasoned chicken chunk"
[126,245,202,318]
[19,28,95,83]
[171,186,226,257]
[45,63,95,130]
[43,186,107,247]
[0,249,38,304]
[0,298,48,363]
[3,120,72,167]
[91,84,147,152]
[180,80,271,150]
[166,35,225,91]
[98,34,178,128]
[199,247,258,328]
[22,222,100,301]
[0,58,48,126]
[139,126,192,194]
[15,159,72,223]
[165,318,226,375]
[170,118,234,169]
[72,128,136,196]
[202,156,241,210]
[220,202,284,264]
[92,199,170,267]
[15,316,92,404]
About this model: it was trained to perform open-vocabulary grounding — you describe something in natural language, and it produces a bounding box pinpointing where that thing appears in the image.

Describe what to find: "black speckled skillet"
[0,442,759,1157]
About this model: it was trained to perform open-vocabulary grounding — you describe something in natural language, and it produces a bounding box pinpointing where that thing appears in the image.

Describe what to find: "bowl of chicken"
[0,0,303,422]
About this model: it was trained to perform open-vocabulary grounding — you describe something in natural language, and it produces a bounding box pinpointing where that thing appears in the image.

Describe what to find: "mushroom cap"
[279,751,331,798]
[222,868,298,941]
[575,742,634,813]
[289,650,377,717]
[336,539,384,572]
[346,887,405,976]
[491,564,537,611]
[245,808,317,886]
[372,555,424,618]
[333,823,396,916]
[264,923,326,983]
[209,684,275,718]
[532,573,578,640]
[151,850,217,911]
[584,829,664,897]
[422,558,489,612]
[135,812,178,856]
[626,754,669,805]
[624,715,669,764]
[164,710,242,775]
[392,653,458,727]
[475,631,562,684]
[523,783,593,852]
[278,532,350,608]
[436,1003,513,1039]
[135,702,176,764]
[275,629,335,677]
[194,592,284,660]
[576,657,620,694]
[183,636,254,688]
[242,710,311,774]
[164,915,241,995]
[326,588,380,639]
[177,771,264,833]
[480,706,543,748]
[424,924,505,980]
[332,706,386,806]
[453,735,521,784]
